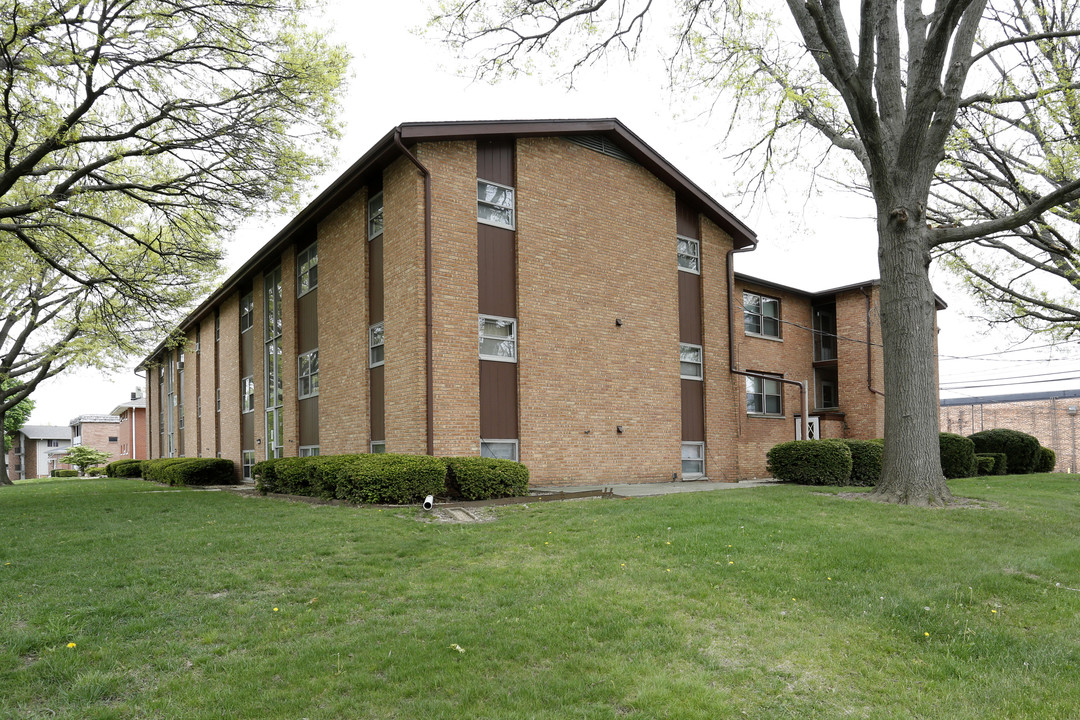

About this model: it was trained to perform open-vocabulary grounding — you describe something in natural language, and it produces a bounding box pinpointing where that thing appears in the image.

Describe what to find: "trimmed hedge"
[1036,446,1057,473]
[974,455,996,475]
[977,453,1008,476]
[160,459,237,486]
[256,453,447,505]
[51,469,78,478]
[939,432,977,479]
[106,459,143,478]
[253,457,333,498]
[968,428,1041,474]
[86,467,106,477]
[141,458,192,484]
[443,457,530,500]
[767,440,852,485]
[839,439,883,487]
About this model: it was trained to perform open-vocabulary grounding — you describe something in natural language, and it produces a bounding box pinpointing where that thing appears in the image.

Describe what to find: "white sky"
[24,0,1079,426]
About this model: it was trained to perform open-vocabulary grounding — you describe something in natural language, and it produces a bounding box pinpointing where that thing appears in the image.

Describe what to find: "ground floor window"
[481,439,519,461]
[370,441,385,454]
[299,445,320,457]
[242,450,255,480]
[746,374,783,415]
[682,442,705,477]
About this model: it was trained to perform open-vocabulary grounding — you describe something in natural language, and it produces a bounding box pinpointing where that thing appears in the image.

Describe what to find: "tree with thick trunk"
[432,0,1080,505]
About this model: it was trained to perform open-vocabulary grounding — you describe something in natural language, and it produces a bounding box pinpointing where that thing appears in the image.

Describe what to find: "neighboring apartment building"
[69,414,122,465]
[5,425,70,481]
[940,389,1080,473]
[142,119,938,484]
[110,393,148,461]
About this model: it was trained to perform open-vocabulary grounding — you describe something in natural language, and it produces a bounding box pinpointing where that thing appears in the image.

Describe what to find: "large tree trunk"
[870,203,953,506]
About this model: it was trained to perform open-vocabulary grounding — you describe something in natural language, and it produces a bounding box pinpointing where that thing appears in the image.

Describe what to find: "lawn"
[2,474,1079,719]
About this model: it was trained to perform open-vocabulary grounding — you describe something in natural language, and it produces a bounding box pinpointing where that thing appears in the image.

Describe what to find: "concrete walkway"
[531,478,782,498]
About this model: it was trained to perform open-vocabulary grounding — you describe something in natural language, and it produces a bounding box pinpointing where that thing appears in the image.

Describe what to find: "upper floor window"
[477,179,515,229]
[368,192,384,239]
[680,343,703,380]
[241,376,255,414]
[746,375,783,415]
[677,236,700,273]
[297,241,318,297]
[479,315,517,362]
[298,349,319,399]
[47,439,60,448]
[369,322,384,368]
[240,292,254,333]
[813,303,838,361]
[744,292,780,338]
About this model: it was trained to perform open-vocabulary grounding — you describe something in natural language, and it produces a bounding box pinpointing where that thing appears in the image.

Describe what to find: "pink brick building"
[142,119,939,484]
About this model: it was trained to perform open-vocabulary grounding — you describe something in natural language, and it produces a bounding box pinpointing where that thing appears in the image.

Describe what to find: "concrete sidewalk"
[530,478,782,498]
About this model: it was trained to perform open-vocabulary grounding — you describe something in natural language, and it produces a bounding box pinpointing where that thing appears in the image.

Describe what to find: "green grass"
[2,474,1079,719]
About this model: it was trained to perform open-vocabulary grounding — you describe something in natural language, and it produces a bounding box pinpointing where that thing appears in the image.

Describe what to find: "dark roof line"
[940,388,1080,407]
[735,272,949,310]
[141,118,757,366]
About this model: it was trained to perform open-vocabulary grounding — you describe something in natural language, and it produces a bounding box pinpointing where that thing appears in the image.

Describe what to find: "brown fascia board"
[735,272,948,310]
[141,119,756,366]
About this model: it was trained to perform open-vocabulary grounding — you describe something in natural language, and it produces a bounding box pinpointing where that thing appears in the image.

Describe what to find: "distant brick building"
[940,389,1080,472]
[5,425,70,481]
[142,119,942,484]
[68,414,123,465]
[110,394,148,461]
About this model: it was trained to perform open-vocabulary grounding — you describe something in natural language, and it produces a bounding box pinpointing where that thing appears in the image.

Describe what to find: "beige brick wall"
[700,219,739,482]
[181,329,198,456]
[835,286,885,439]
[77,421,122,465]
[516,137,683,484]
[940,398,1077,472]
[196,317,216,459]
[383,155,428,455]
[318,188,369,454]
[217,291,242,478]
[425,141,481,457]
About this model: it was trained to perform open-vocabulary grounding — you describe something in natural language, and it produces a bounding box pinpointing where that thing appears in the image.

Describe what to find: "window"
[746,375,783,415]
[265,266,283,460]
[47,439,59,448]
[299,445,320,457]
[479,315,517,362]
[815,366,839,410]
[298,349,319,399]
[368,192,383,239]
[216,388,221,413]
[370,441,385,454]
[240,292,254,333]
[241,376,255,413]
[682,442,705,477]
[242,450,255,480]
[744,292,780,338]
[297,241,318,296]
[197,396,201,418]
[677,235,700,273]
[477,179,515,229]
[481,439,519,461]
[680,343,703,380]
[813,303,838,361]
[108,436,118,443]
[214,313,220,341]
[369,322,384,368]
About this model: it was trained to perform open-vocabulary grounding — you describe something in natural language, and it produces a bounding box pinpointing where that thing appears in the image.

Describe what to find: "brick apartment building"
[5,425,70,481]
[110,393,148,461]
[62,414,123,466]
[142,119,936,485]
[940,389,1080,473]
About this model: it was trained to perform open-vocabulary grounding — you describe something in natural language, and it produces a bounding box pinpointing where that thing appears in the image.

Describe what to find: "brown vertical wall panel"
[297,289,318,352]
[478,224,516,317]
[676,198,699,239]
[242,412,254,448]
[370,365,385,441]
[369,236,384,324]
[681,379,705,442]
[479,361,519,438]
[679,272,703,344]
[299,397,319,446]
[477,139,514,186]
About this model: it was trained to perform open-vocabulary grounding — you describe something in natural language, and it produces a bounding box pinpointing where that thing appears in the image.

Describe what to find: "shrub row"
[140,458,237,486]
[105,459,144,478]
[253,453,530,504]
[50,469,78,478]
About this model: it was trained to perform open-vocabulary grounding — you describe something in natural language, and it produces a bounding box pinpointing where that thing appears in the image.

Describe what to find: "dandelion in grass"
[728,561,734,565]
[67,642,76,649]
[450,644,465,654]
[273,607,279,612]
[924,632,930,637]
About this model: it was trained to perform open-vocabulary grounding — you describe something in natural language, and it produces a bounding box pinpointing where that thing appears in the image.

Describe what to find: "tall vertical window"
[241,376,254,413]
[369,322,384,367]
[813,303,838,361]
[746,375,783,415]
[680,343,703,380]
[368,192,384,239]
[298,349,319,398]
[297,241,318,296]
[743,292,781,338]
[677,235,700,273]
[214,313,220,341]
[242,450,255,480]
[240,292,254,333]
[477,179,515,229]
[264,267,283,459]
[479,315,517,362]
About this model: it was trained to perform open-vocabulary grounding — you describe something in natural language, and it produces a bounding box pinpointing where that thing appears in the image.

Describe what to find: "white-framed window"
[481,439,519,461]
[299,445,320,457]
[216,387,221,413]
[677,235,700,273]
[369,322,384,368]
[368,192,384,239]
[477,179,515,229]
[241,375,255,414]
[479,315,517,362]
[214,314,220,341]
[197,396,201,418]
[240,292,254,333]
[744,292,781,338]
[746,375,783,415]
[242,450,255,480]
[370,441,385,454]
[680,343,703,380]
[682,442,705,477]
[297,241,318,297]
[298,349,319,399]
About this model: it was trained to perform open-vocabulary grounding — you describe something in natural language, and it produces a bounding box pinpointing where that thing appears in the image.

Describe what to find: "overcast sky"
[24,0,1079,426]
